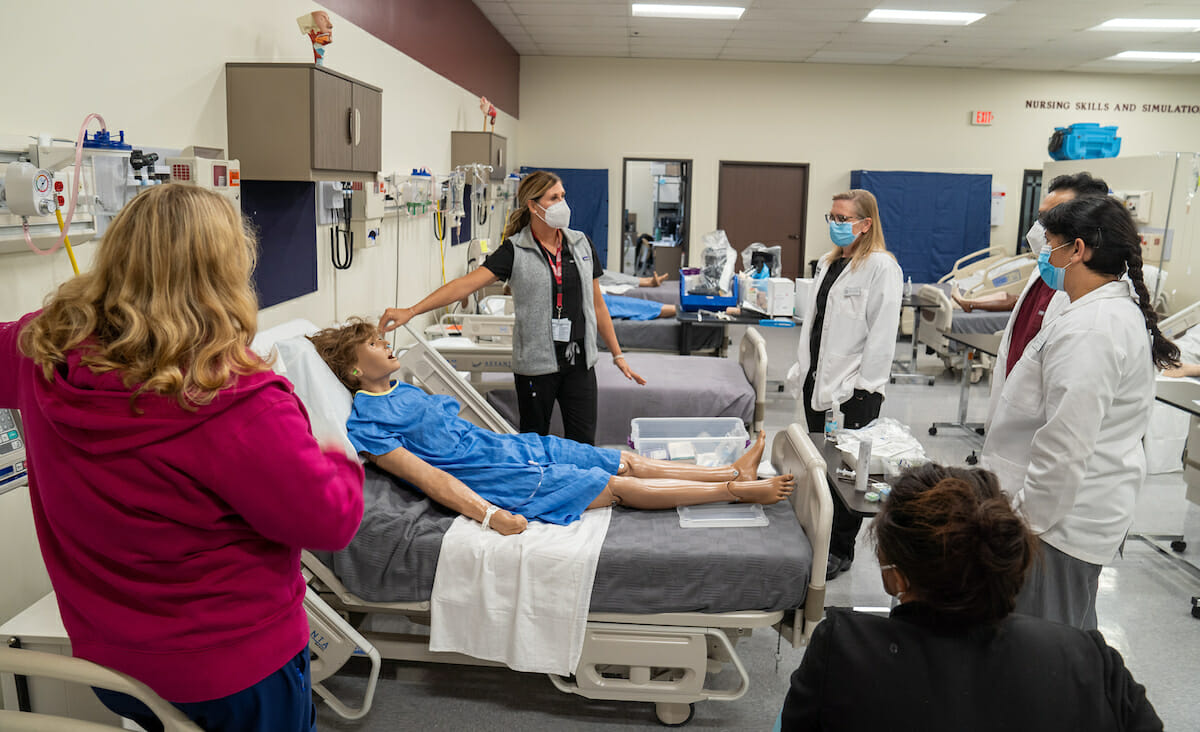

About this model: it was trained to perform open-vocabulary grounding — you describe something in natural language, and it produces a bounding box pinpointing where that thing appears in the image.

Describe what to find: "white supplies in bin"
[835,418,927,476]
[678,503,769,528]
[741,277,796,318]
[630,417,749,466]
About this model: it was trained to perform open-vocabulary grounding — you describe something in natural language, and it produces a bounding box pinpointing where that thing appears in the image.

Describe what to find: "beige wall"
[0,0,518,631]
[519,56,1200,274]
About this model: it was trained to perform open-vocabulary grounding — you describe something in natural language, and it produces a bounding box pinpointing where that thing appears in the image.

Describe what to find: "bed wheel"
[928,426,938,436]
[974,427,985,436]
[1172,540,1188,552]
[966,452,979,466]
[656,702,695,726]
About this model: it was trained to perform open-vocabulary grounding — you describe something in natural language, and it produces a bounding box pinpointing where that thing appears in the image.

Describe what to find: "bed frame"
[299,330,826,725]
[301,424,829,726]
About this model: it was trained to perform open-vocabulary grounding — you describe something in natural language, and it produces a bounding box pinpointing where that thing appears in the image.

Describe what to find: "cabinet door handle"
[354,108,361,146]
[347,108,355,144]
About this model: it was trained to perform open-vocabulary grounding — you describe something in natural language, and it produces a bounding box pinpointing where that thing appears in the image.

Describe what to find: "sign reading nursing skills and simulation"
[1025,99,1200,114]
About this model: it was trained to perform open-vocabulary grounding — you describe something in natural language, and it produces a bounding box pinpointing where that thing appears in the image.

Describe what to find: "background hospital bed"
[914,282,1011,376]
[426,314,767,446]
[251,322,829,726]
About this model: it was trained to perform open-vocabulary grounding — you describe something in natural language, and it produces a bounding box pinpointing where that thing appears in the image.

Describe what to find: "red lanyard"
[543,244,564,314]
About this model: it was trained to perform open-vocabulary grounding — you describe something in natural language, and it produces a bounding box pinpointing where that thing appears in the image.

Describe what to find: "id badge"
[552,317,572,342]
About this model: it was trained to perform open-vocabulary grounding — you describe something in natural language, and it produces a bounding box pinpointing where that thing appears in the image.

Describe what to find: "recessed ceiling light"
[1093,18,1200,32]
[864,9,985,26]
[1109,50,1200,62]
[631,4,745,20]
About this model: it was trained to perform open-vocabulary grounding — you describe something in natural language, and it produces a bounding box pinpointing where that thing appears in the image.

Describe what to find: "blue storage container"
[679,268,739,311]
[1048,123,1121,160]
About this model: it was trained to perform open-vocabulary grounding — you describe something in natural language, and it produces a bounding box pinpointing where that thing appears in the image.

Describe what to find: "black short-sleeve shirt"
[483,234,604,365]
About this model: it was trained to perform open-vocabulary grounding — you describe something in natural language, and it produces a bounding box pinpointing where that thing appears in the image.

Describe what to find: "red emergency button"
[57,195,65,206]
[54,181,64,192]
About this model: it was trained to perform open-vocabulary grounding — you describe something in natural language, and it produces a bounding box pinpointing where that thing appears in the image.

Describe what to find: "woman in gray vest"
[379,170,644,444]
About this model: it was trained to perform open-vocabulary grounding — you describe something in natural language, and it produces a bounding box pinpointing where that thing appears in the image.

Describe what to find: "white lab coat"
[981,279,1154,565]
[985,272,1070,428]
[786,251,903,411]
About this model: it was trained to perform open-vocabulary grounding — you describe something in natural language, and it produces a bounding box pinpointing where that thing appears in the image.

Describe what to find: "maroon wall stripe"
[320,0,520,118]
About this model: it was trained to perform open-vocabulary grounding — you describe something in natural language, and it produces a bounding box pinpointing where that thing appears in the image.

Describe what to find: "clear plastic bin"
[677,503,768,528]
[630,417,749,465]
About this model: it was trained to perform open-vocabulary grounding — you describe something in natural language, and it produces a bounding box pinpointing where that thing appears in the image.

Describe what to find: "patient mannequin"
[309,319,794,535]
[951,285,1017,313]
[1163,363,1200,378]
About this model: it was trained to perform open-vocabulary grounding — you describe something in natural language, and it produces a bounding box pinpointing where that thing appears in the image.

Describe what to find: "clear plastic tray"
[677,503,768,528]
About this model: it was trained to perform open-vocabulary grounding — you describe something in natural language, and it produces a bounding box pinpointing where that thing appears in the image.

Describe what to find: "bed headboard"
[1161,299,1200,341]
[770,425,832,646]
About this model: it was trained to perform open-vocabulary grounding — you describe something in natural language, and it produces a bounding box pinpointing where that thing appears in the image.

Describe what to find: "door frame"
[717,160,810,277]
[620,157,694,272]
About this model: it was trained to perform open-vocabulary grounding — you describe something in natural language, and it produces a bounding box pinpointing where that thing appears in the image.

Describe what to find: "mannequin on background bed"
[310,319,795,535]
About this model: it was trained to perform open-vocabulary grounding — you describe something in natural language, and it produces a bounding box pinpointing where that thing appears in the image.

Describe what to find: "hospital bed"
[911,249,1037,373]
[425,313,767,446]
[253,320,831,726]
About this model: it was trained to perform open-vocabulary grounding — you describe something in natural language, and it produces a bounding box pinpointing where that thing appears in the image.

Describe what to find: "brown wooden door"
[717,162,809,280]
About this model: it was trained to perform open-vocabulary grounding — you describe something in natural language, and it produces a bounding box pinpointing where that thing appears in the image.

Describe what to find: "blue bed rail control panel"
[0,408,28,495]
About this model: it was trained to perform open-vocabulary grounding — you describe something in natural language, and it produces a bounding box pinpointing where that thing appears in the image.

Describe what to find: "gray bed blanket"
[619,283,679,305]
[312,465,811,614]
[604,318,722,354]
[483,352,755,446]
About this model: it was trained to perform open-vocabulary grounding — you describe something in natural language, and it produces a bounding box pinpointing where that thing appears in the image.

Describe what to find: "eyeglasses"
[825,213,864,224]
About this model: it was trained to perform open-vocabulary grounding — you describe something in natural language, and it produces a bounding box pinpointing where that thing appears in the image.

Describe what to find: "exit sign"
[971,110,994,125]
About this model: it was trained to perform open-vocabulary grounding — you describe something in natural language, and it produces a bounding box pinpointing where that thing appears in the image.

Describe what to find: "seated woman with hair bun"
[779,463,1162,732]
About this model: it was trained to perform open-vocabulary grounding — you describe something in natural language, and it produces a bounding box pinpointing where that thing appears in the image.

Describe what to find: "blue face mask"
[1037,241,1073,291]
[829,221,857,246]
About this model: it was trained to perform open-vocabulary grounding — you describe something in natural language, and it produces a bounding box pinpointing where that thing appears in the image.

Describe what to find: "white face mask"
[1025,220,1048,254]
[535,200,571,230]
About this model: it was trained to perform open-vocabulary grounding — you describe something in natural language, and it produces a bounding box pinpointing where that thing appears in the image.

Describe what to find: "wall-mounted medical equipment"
[0,408,27,496]
[1,162,57,217]
[1113,189,1153,224]
[166,148,241,204]
[394,169,435,215]
[348,177,386,249]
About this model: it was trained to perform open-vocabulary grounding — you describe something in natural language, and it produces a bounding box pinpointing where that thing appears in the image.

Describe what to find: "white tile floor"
[315,352,1200,731]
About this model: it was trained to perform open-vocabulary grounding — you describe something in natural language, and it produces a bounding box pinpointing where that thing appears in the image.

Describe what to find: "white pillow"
[273,336,358,460]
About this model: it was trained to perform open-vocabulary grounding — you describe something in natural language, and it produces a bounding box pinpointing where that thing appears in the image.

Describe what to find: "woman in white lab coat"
[788,189,903,579]
[982,195,1180,630]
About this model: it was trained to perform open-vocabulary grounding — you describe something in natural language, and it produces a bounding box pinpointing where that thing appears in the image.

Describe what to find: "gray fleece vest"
[508,226,598,375]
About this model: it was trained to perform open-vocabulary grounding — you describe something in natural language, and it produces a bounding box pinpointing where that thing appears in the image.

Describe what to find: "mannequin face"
[313,11,333,34]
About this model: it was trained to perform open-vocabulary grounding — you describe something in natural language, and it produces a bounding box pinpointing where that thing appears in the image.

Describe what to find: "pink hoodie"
[0,313,364,703]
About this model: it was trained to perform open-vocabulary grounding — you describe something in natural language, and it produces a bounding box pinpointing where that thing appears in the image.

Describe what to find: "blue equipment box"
[679,269,739,311]
[1048,123,1121,161]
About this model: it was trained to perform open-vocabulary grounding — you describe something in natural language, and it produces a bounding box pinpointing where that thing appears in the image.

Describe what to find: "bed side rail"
[1161,299,1200,341]
[936,246,1009,284]
[395,324,516,434]
[738,327,768,433]
[770,425,832,647]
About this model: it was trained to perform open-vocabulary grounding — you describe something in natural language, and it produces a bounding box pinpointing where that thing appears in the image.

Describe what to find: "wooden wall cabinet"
[226,63,381,181]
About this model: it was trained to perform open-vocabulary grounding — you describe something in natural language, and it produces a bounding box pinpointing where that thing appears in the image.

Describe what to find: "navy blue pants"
[94,647,315,732]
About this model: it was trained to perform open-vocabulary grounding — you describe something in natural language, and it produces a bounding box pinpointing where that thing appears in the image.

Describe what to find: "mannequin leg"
[618,431,767,482]
[588,473,795,511]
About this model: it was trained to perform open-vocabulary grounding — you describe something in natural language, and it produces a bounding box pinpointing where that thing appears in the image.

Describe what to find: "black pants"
[802,371,884,560]
[514,360,599,445]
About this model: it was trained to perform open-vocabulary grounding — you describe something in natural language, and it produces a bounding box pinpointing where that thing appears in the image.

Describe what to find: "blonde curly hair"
[19,184,267,409]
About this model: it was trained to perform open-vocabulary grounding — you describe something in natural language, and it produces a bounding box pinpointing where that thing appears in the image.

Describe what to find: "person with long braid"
[982,195,1180,630]
[379,171,643,444]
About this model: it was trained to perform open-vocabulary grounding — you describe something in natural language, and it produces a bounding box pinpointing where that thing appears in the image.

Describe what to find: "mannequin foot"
[654,272,669,286]
[727,475,794,504]
[731,431,767,482]
[950,287,973,313]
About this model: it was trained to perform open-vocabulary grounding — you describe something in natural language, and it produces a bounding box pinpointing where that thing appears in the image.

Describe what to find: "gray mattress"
[312,465,812,614]
[605,318,722,354]
[483,351,755,446]
[619,283,679,305]
[929,282,1011,334]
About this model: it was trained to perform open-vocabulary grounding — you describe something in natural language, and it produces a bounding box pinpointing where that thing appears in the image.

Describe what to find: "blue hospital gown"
[347,382,621,525]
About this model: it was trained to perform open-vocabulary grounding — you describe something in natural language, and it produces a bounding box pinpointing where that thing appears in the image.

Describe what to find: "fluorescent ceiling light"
[864,9,985,26]
[1093,18,1200,32]
[632,4,745,20]
[1109,50,1200,62]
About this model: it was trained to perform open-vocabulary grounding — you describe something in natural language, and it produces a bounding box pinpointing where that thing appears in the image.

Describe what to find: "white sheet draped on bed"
[429,507,613,675]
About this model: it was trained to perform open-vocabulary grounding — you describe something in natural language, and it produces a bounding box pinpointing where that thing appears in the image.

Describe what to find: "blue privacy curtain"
[850,170,992,284]
[521,166,610,267]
